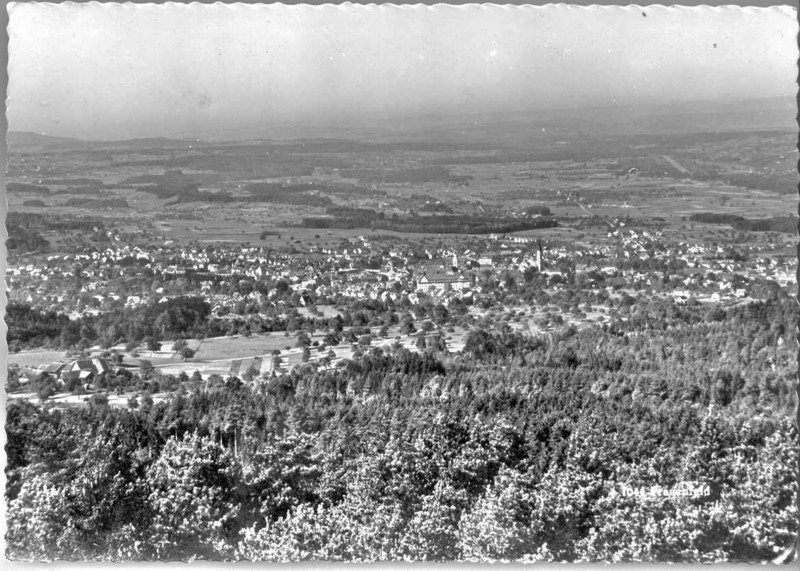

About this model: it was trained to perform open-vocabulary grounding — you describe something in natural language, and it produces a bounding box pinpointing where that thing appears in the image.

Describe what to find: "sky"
[7,3,798,140]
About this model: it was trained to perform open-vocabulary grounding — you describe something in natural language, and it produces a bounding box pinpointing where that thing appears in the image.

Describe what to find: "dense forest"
[130,175,385,207]
[731,216,798,234]
[63,197,131,209]
[6,182,52,195]
[6,297,213,351]
[243,182,335,207]
[690,212,798,234]
[6,294,797,561]
[40,178,105,187]
[6,215,50,252]
[690,212,747,225]
[3,211,114,253]
[726,172,798,195]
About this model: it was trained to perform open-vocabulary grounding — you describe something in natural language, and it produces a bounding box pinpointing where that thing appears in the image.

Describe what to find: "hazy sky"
[7,3,798,139]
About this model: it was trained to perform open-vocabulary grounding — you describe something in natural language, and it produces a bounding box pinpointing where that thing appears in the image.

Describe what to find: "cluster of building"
[7,225,795,322]
[18,357,115,388]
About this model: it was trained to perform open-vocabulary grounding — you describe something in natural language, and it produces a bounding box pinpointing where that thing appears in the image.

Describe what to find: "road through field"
[662,154,690,175]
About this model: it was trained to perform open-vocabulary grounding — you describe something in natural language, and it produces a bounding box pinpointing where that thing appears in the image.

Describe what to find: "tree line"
[302,211,558,234]
[690,212,797,233]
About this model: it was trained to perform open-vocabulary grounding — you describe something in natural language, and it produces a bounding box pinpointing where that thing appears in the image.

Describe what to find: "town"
[6,206,795,407]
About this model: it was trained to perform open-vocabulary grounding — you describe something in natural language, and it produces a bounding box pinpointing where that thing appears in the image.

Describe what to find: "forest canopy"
[5,294,797,562]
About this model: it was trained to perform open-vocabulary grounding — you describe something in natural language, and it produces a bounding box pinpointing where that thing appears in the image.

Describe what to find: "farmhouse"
[60,358,113,383]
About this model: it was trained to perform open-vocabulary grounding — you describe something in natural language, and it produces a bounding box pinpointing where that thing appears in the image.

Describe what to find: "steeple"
[537,239,543,272]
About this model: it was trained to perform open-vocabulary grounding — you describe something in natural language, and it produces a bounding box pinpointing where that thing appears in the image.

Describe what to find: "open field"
[6,349,70,368]
[192,334,289,360]
[7,124,796,259]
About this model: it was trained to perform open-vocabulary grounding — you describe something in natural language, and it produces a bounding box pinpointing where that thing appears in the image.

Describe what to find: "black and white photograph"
[3,1,798,563]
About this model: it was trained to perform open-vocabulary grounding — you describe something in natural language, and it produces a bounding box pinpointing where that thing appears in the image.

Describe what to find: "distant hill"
[607,96,798,136]
[9,96,796,147]
[7,131,204,151]
[7,131,87,150]
[342,96,799,144]
[93,137,207,150]
[209,97,795,145]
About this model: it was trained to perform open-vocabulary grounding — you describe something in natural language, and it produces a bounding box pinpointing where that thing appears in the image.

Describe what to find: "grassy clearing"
[194,333,290,360]
[7,349,69,368]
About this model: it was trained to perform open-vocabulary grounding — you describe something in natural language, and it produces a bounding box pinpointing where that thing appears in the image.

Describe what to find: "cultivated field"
[6,349,69,368]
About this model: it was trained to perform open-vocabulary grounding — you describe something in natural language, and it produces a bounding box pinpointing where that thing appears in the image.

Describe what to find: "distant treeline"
[303,208,558,234]
[243,183,334,208]
[128,170,203,200]
[727,173,798,195]
[7,182,51,195]
[125,170,380,207]
[41,178,105,188]
[168,189,235,204]
[733,217,797,234]
[341,166,472,185]
[63,197,131,209]
[690,213,797,233]
[167,153,317,177]
[690,213,746,225]
[433,147,622,165]
[121,173,169,185]
[52,186,109,195]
